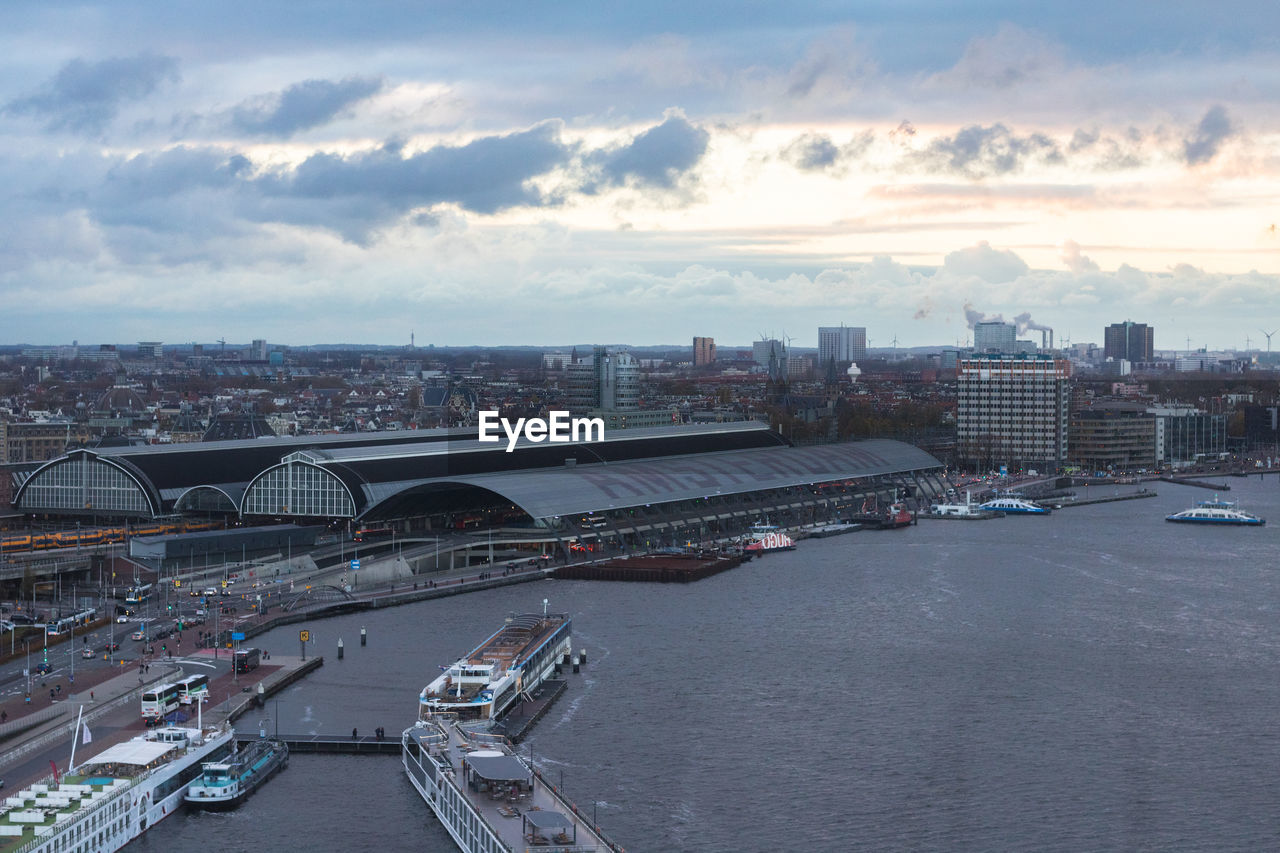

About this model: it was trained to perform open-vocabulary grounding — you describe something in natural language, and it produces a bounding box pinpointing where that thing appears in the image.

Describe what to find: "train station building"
[12,422,947,554]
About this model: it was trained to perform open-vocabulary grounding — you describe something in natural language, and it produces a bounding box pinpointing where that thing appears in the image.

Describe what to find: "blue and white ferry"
[1167,498,1264,526]
[979,496,1051,515]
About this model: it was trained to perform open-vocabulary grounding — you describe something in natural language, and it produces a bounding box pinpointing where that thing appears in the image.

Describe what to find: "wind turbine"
[1261,328,1277,354]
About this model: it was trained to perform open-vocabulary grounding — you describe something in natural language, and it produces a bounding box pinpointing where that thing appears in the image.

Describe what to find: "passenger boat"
[0,724,233,853]
[926,492,1000,519]
[403,610,622,853]
[744,530,796,552]
[979,496,1050,515]
[184,737,288,810]
[419,608,572,721]
[1166,498,1264,526]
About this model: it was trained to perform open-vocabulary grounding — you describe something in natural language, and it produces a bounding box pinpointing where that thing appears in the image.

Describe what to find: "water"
[133,478,1280,852]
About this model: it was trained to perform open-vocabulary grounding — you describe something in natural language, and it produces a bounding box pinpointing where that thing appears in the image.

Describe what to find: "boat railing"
[7,769,141,853]
[529,765,627,853]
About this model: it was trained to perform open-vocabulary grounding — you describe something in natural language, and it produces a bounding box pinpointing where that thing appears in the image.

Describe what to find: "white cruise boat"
[0,724,233,853]
[1166,498,1264,526]
[419,608,572,722]
[979,496,1051,515]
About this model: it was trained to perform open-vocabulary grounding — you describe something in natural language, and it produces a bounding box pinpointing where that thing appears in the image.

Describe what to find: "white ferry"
[1166,498,1265,526]
[0,724,233,853]
[419,607,572,722]
[979,496,1051,515]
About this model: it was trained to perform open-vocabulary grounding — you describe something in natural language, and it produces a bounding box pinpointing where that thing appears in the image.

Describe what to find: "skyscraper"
[817,326,867,365]
[1104,322,1154,363]
[972,321,1016,354]
[957,353,1072,471]
[692,336,716,366]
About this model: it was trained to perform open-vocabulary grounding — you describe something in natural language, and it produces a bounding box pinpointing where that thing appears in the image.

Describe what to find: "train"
[0,518,223,554]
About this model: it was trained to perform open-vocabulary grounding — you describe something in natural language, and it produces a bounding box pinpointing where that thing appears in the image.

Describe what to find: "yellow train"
[0,518,223,553]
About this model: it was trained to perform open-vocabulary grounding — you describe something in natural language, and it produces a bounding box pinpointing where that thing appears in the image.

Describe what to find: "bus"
[124,584,152,604]
[234,647,261,673]
[353,527,393,542]
[177,674,210,705]
[141,682,182,724]
[45,609,96,636]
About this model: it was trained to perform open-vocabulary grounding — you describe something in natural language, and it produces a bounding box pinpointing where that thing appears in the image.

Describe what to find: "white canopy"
[83,740,176,767]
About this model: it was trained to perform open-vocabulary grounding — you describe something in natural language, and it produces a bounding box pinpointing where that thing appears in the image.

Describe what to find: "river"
[132,477,1280,852]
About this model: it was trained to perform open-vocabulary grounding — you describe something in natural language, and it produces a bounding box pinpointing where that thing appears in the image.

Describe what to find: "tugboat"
[184,737,288,810]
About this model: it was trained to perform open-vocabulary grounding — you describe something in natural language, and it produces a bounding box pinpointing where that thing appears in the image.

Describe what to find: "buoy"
[572,655,580,674]
[579,648,586,663]
[338,638,345,660]
[360,626,367,647]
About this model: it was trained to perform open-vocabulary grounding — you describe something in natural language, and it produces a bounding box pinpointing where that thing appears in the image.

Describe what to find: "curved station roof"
[15,421,942,523]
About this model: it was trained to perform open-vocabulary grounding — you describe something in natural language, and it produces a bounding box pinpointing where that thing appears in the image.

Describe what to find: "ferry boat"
[0,724,233,853]
[926,492,999,519]
[979,496,1050,515]
[184,737,288,810]
[1166,498,1265,526]
[419,607,572,721]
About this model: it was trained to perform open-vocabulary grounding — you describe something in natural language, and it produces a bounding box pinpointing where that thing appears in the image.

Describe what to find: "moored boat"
[403,608,622,853]
[419,607,572,721]
[184,737,288,810]
[744,530,796,552]
[1166,498,1264,526]
[0,724,233,853]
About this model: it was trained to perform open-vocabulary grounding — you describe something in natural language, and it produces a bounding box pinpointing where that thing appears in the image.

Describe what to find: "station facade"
[13,423,948,552]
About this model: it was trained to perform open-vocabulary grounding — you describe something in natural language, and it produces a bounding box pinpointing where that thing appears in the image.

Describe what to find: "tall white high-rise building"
[957,354,1071,471]
[817,326,867,364]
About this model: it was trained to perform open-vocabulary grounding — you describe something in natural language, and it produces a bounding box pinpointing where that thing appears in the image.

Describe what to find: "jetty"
[552,551,748,583]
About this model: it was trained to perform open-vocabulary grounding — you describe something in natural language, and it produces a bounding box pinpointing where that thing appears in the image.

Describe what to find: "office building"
[1104,322,1154,363]
[1068,405,1156,472]
[693,337,717,366]
[137,341,164,359]
[973,321,1016,354]
[957,354,1072,471]
[566,347,640,414]
[752,339,787,379]
[817,326,867,365]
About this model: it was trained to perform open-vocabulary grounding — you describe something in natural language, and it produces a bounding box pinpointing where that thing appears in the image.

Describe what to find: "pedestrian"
[352,727,358,739]
[1,709,7,723]
[90,691,94,700]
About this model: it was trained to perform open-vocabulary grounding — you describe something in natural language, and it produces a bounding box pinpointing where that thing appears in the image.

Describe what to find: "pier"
[234,731,399,754]
[1050,489,1159,508]
[1158,476,1231,491]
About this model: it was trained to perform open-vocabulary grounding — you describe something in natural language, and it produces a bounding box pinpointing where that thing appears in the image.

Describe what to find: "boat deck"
[411,717,620,851]
[466,614,564,671]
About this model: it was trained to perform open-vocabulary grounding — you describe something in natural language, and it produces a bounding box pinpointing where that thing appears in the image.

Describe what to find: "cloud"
[912,123,1063,178]
[585,113,710,190]
[1183,104,1234,165]
[780,131,874,173]
[5,54,179,134]
[229,76,386,137]
[1061,240,1100,274]
[943,241,1029,283]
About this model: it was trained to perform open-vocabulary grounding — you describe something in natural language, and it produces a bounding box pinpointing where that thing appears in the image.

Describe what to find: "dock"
[1052,490,1159,508]
[1158,477,1230,491]
[490,678,568,743]
[553,551,747,582]
[234,731,399,754]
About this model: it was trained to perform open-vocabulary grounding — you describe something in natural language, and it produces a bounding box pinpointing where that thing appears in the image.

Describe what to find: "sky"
[3,1,1280,351]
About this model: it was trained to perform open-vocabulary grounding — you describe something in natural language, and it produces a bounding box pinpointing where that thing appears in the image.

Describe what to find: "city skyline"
[3,2,1279,348]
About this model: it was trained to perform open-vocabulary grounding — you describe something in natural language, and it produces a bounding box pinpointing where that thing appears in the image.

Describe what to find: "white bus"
[141,682,182,724]
[177,674,210,705]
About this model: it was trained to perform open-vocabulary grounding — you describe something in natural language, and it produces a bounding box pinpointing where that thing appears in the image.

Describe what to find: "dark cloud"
[914,123,1062,178]
[230,76,385,137]
[5,54,179,134]
[781,131,873,173]
[586,114,710,190]
[1183,104,1234,165]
